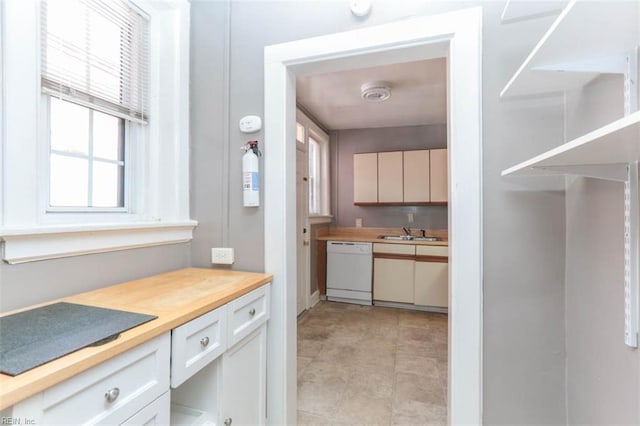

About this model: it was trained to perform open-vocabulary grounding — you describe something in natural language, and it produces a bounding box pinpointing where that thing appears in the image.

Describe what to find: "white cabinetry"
[354,149,447,205]
[378,151,404,203]
[353,153,378,203]
[7,284,271,426]
[221,326,267,426]
[373,243,449,310]
[220,285,269,426]
[171,284,270,426]
[414,245,449,308]
[373,243,415,304]
[403,150,430,203]
[11,333,170,425]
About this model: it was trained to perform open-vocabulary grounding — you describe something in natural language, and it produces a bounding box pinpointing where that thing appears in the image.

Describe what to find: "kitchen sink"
[377,235,441,242]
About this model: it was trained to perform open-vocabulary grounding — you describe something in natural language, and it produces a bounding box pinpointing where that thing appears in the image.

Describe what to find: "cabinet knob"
[200,336,210,347]
[224,417,232,426]
[249,308,256,316]
[104,387,120,403]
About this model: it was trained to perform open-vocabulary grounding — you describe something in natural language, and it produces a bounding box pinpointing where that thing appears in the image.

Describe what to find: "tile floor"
[297,301,448,426]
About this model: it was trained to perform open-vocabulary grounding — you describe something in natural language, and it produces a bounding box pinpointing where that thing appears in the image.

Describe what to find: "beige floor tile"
[297,410,333,426]
[298,301,449,425]
[298,380,348,417]
[391,399,447,426]
[395,352,440,378]
[334,390,392,425]
[394,372,446,406]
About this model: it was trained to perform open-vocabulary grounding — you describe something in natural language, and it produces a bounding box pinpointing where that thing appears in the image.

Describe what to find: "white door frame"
[264,7,483,425]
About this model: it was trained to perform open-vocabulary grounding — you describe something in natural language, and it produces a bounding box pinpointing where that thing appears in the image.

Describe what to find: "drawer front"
[228,284,270,347]
[373,243,415,255]
[40,333,170,426]
[416,245,448,257]
[171,305,227,387]
[121,391,170,425]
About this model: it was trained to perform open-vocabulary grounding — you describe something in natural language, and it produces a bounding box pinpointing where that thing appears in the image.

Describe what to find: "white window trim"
[296,109,331,218]
[0,0,196,264]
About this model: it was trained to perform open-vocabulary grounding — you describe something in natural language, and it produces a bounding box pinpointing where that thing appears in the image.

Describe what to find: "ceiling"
[296,58,447,130]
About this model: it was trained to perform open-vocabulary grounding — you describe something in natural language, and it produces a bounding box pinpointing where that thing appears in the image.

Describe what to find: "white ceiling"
[296,58,447,130]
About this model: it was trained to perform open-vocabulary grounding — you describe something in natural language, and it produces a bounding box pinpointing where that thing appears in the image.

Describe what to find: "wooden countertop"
[316,227,448,247]
[0,268,272,410]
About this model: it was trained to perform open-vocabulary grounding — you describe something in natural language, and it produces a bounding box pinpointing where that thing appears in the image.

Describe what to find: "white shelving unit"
[500,0,639,98]
[501,0,640,348]
[501,0,566,24]
[502,111,640,181]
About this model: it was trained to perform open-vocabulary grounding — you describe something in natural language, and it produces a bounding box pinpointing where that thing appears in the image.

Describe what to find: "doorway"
[264,8,483,425]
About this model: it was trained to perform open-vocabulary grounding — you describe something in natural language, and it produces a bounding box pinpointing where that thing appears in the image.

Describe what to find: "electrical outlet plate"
[211,248,235,265]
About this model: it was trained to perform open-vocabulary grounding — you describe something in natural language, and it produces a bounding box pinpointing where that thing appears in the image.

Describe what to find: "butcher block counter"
[0,268,272,410]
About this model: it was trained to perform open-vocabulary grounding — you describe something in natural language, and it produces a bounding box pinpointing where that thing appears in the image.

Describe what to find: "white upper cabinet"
[353,152,378,203]
[403,150,430,203]
[378,151,404,203]
[430,148,448,203]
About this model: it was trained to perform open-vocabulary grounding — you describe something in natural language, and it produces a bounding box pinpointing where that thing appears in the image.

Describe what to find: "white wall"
[564,74,640,424]
[190,1,568,423]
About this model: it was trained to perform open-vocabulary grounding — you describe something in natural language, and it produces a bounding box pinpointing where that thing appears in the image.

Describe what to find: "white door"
[296,147,309,315]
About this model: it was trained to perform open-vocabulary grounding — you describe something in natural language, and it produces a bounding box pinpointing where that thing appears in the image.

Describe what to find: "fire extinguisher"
[242,141,261,207]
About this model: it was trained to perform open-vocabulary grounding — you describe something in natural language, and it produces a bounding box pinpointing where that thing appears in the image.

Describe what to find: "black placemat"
[0,302,157,376]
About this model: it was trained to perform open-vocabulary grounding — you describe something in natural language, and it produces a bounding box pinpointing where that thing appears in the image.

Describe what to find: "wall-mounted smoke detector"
[360,81,391,102]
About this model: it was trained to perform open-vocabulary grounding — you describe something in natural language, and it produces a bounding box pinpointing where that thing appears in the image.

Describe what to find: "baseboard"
[373,300,448,314]
[309,290,320,308]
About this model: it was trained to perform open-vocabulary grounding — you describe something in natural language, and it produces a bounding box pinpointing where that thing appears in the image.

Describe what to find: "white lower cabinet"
[171,284,270,426]
[220,325,267,426]
[373,243,415,304]
[414,245,448,308]
[11,333,171,426]
[8,284,271,426]
[121,392,171,425]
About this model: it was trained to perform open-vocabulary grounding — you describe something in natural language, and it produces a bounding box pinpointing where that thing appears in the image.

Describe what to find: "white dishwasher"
[326,241,373,305]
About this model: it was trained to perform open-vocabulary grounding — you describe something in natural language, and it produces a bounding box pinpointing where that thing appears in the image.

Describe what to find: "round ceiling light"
[360,81,391,102]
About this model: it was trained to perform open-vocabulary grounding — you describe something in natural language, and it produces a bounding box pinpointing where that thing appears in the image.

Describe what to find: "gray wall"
[0,244,190,312]
[190,1,568,423]
[332,125,448,230]
[564,74,640,424]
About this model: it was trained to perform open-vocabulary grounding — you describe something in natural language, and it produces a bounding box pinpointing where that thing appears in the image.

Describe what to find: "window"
[41,0,148,211]
[296,110,331,220]
[1,0,195,264]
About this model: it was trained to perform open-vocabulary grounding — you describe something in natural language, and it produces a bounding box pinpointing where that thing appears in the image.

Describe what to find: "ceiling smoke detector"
[360,81,391,102]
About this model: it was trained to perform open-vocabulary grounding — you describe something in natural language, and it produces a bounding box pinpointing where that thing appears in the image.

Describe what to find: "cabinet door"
[414,260,448,307]
[430,148,448,202]
[403,150,430,203]
[220,325,267,426]
[373,257,414,303]
[121,391,170,426]
[353,153,378,203]
[378,151,403,203]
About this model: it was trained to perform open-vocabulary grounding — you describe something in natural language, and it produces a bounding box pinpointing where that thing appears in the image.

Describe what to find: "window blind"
[41,0,149,123]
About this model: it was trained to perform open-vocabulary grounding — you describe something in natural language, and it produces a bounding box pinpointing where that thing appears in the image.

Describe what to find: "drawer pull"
[224,418,232,426]
[249,308,256,316]
[200,336,210,347]
[104,387,120,403]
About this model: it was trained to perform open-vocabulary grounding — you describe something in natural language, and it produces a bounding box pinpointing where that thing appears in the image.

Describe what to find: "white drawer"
[171,305,227,387]
[37,333,170,426]
[416,245,448,257]
[227,284,270,347]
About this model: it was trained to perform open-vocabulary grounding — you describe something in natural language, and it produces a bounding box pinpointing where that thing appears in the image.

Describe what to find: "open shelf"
[501,0,566,24]
[502,110,640,180]
[500,0,639,97]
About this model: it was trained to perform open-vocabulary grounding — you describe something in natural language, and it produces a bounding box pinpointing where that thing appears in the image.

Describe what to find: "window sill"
[0,220,198,264]
[309,216,333,225]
